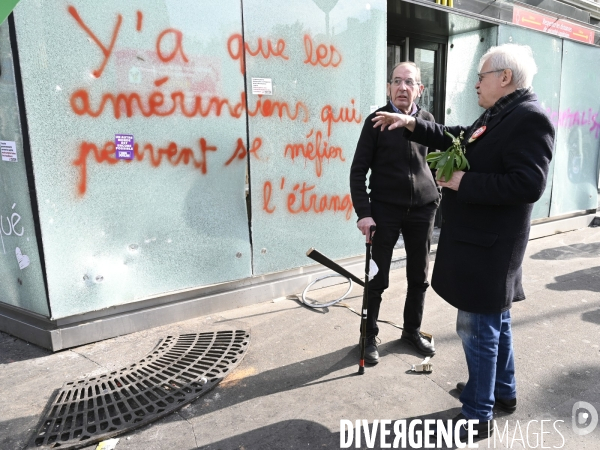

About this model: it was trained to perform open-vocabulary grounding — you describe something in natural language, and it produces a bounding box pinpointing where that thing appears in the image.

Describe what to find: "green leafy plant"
[425,130,470,181]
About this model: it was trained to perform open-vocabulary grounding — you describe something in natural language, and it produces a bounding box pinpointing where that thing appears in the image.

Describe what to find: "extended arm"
[408,118,467,150]
[372,112,466,150]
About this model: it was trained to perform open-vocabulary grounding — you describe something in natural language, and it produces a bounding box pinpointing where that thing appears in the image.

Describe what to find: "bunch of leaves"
[426,130,470,181]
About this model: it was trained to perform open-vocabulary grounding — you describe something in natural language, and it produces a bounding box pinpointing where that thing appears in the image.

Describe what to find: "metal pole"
[358,226,376,375]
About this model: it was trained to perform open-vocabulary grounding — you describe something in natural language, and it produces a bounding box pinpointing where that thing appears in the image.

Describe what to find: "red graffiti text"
[284,129,345,177]
[287,182,353,220]
[227,33,289,74]
[70,90,309,122]
[156,28,189,63]
[263,181,276,213]
[321,100,362,137]
[68,6,122,78]
[303,34,342,68]
[225,138,262,165]
[73,138,217,196]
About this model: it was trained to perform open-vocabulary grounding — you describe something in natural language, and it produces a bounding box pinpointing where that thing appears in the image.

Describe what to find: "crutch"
[358,225,376,375]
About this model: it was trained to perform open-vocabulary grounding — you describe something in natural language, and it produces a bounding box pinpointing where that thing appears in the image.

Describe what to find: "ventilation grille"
[28,330,250,449]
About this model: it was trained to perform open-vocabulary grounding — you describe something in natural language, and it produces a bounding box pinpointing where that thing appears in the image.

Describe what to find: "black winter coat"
[350,103,440,220]
[406,92,555,314]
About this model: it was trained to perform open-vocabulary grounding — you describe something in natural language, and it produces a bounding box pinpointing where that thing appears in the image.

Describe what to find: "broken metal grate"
[28,330,250,449]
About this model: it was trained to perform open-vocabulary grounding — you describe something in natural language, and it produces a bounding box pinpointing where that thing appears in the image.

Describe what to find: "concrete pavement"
[1,226,600,450]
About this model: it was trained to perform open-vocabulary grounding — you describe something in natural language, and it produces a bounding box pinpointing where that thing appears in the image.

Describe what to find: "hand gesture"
[372,112,415,131]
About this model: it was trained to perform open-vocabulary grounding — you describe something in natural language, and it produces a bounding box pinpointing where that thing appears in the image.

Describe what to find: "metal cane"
[358,225,376,375]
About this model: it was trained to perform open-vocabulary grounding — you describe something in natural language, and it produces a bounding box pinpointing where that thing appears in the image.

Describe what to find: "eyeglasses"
[390,77,419,88]
[477,69,507,83]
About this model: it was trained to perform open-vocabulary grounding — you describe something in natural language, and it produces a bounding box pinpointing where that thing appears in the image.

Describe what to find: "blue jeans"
[456,309,517,421]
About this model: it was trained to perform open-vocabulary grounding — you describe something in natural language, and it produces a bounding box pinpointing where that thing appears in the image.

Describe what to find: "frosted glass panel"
[549,40,600,216]
[498,25,562,220]
[0,21,48,316]
[445,27,497,126]
[244,0,387,274]
[13,0,251,318]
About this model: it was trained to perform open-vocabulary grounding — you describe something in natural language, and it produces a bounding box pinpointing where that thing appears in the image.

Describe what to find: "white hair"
[479,44,538,89]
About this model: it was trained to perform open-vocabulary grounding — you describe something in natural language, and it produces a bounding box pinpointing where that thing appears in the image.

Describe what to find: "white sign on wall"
[1,140,17,162]
[251,77,273,95]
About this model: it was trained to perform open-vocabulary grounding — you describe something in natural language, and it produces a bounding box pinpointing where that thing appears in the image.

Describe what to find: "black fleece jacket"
[350,103,440,220]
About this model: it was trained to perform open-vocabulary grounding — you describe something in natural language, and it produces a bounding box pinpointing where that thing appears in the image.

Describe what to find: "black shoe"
[360,335,379,365]
[401,330,435,357]
[428,413,492,446]
[456,382,517,413]
[453,413,493,441]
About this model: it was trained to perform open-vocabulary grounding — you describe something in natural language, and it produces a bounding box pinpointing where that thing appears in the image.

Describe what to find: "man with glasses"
[350,62,440,365]
[372,44,555,441]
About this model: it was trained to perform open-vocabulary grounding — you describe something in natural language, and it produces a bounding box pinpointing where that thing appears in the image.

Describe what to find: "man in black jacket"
[372,44,555,441]
[349,62,439,364]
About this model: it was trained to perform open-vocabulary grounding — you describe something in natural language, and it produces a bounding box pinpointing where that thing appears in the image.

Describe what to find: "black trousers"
[366,199,438,337]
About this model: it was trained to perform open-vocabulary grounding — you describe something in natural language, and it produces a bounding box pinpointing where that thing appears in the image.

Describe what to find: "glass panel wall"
[13,0,251,318]
[445,27,498,127]
[10,0,388,317]
[549,39,600,216]
[244,0,387,274]
[497,25,562,220]
[8,0,598,323]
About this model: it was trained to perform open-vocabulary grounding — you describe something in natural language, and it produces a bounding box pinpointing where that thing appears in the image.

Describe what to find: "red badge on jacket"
[468,126,486,143]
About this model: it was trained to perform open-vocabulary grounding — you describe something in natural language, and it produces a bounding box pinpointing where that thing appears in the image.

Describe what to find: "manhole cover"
[28,330,250,449]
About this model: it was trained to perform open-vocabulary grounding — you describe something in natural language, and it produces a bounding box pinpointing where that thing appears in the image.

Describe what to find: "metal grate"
[27,330,250,449]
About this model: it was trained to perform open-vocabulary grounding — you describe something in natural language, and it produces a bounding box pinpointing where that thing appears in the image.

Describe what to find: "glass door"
[411,39,445,121]
[387,37,446,122]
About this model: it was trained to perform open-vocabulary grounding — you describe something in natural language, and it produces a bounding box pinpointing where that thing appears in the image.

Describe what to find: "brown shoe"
[456,382,517,413]
[401,330,435,357]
